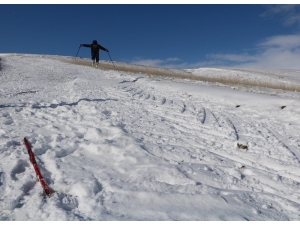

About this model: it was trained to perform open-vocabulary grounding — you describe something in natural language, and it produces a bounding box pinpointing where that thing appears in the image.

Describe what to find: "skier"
[80,40,109,67]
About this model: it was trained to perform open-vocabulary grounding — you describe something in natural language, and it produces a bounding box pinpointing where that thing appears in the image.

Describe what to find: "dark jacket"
[81,40,108,54]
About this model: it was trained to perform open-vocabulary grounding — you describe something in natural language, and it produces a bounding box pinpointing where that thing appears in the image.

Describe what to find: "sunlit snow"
[1,54,300,220]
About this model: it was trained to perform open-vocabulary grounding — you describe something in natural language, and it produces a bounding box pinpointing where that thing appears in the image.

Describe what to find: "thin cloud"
[131,34,300,70]
[130,57,183,68]
[207,34,300,69]
[166,57,180,62]
[129,56,230,69]
[206,53,257,63]
[202,6,300,69]
[262,5,300,27]
[259,34,300,48]
[130,58,164,67]
[263,5,297,14]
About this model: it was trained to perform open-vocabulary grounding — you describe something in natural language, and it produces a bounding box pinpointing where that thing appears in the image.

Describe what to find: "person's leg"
[95,53,99,67]
[96,53,99,63]
[91,53,96,65]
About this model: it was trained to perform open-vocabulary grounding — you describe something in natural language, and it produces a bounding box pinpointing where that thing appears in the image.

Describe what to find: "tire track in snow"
[118,80,300,208]
[264,126,300,163]
[202,108,221,127]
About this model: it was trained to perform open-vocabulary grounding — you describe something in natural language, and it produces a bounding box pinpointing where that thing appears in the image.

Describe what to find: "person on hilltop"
[80,40,109,67]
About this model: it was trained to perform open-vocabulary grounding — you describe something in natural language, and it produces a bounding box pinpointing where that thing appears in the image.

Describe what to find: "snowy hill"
[1,54,300,220]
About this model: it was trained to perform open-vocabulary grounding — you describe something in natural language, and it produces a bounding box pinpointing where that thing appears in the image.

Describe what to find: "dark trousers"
[91,52,99,62]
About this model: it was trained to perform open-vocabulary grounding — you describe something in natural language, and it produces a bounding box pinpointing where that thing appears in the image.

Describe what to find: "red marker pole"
[23,137,51,196]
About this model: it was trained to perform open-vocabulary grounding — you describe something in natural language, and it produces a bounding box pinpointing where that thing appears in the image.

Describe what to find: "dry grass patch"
[60,58,300,92]
[237,143,248,150]
[61,58,194,79]
[194,75,300,92]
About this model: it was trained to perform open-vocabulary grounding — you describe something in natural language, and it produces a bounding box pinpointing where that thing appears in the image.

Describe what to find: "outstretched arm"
[80,44,92,48]
[98,44,109,52]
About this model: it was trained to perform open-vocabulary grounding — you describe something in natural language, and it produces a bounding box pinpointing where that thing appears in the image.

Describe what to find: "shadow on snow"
[0,98,118,109]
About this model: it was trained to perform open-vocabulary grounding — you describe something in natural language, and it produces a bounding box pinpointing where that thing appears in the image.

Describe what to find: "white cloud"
[201,6,300,69]
[206,34,300,69]
[130,58,165,67]
[206,53,257,63]
[166,57,180,62]
[259,34,300,49]
[197,6,300,69]
[262,5,300,27]
[265,5,297,14]
[130,34,300,70]
[130,57,184,68]
[285,14,300,26]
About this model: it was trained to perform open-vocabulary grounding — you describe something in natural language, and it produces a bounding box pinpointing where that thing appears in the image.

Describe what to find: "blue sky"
[1,4,300,69]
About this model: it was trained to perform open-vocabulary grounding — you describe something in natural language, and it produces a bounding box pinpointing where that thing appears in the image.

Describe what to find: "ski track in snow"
[1,54,300,220]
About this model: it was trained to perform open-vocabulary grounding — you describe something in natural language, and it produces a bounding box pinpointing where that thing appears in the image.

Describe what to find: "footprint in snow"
[52,192,78,211]
[2,112,10,117]
[4,118,14,125]
[61,195,78,211]
[10,159,30,181]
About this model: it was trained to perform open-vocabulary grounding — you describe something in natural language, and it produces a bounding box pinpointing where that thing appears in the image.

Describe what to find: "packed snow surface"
[1,54,300,220]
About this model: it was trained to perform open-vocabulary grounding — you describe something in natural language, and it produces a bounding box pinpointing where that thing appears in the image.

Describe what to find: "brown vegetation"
[237,143,248,150]
[60,58,300,92]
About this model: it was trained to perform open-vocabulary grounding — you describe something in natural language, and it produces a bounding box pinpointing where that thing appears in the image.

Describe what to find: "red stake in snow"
[23,137,51,196]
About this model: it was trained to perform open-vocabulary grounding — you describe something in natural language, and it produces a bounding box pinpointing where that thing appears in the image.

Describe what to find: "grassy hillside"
[61,57,300,93]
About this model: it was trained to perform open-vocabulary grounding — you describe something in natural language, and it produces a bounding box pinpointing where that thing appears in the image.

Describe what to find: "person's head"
[92,40,98,45]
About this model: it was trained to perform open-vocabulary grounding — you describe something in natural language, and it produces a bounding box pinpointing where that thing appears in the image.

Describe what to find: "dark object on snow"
[236,105,241,108]
[281,106,286,109]
[17,90,37,95]
[237,143,248,150]
[80,40,108,63]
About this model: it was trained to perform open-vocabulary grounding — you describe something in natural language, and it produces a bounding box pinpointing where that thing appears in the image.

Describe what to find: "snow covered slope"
[1,54,300,220]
